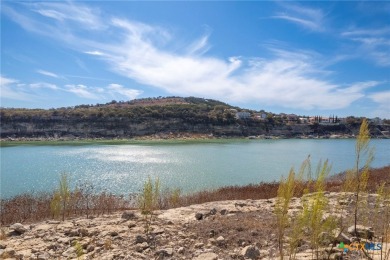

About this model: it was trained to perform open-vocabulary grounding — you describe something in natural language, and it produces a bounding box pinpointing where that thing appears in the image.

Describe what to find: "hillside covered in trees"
[1,97,389,140]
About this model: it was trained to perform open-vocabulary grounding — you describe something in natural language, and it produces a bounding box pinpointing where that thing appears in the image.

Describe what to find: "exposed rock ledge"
[0,193,387,259]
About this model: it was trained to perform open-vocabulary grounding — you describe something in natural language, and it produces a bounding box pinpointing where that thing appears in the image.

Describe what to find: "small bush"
[74,240,84,259]
[138,177,161,234]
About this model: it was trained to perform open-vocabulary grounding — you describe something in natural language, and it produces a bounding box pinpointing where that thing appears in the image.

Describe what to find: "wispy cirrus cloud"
[271,3,326,32]
[0,75,36,101]
[36,69,60,78]
[84,51,105,56]
[341,28,390,37]
[0,75,18,86]
[341,27,390,66]
[30,2,105,30]
[30,82,59,90]
[63,83,142,100]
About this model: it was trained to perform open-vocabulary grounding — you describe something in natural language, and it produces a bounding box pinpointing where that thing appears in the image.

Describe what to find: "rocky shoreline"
[1,192,388,260]
[1,132,386,144]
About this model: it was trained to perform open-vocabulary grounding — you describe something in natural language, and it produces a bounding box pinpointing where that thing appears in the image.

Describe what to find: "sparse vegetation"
[104,238,112,250]
[1,119,390,259]
[0,227,6,240]
[74,240,84,259]
[375,182,390,259]
[302,160,337,259]
[1,166,389,225]
[138,176,161,235]
[2,96,388,141]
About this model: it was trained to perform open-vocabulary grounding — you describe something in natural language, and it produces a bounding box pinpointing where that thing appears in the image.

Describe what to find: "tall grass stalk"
[352,119,374,239]
[275,168,296,259]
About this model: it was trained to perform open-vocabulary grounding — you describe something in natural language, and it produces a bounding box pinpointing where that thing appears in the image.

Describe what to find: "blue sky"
[1,1,389,118]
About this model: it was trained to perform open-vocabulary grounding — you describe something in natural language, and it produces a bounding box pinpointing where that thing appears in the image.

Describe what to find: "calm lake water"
[1,139,389,198]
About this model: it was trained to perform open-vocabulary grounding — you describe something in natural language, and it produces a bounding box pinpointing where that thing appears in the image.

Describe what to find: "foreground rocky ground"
[1,192,388,260]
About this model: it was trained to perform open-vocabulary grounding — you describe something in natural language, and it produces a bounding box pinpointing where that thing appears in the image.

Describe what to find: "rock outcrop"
[0,193,387,259]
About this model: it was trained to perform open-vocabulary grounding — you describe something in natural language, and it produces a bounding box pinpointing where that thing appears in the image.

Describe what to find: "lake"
[1,139,389,198]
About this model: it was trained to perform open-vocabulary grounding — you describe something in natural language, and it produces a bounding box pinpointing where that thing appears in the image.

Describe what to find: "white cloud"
[1,74,142,103]
[107,84,143,100]
[64,84,99,99]
[369,91,390,105]
[3,2,384,112]
[36,69,60,78]
[30,82,58,90]
[84,50,105,56]
[342,81,382,93]
[74,18,361,110]
[368,91,390,119]
[0,75,18,86]
[62,83,142,101]
[0,75,35,101]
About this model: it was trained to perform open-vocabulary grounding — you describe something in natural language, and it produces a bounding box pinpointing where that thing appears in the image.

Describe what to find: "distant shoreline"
[1,132,389,147]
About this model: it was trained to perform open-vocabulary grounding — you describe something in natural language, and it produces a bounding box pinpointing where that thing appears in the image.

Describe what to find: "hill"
[0,97,389,140]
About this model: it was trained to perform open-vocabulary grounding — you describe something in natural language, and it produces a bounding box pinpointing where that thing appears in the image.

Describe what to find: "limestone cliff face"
[0,117,232,138]
[2,116,388,139]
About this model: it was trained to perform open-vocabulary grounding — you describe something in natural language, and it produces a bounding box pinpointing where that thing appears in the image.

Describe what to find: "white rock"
[10,223,27,234]
[193,252,218,260]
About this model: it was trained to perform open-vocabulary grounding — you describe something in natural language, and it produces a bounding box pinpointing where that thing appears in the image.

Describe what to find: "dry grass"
[1,166,389,225]
[326,165,390,192]
[179,166,390,207]
[0,191,133,225]
[189,211,277,249]
[179,182,279,207]
[0,228,7,240]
